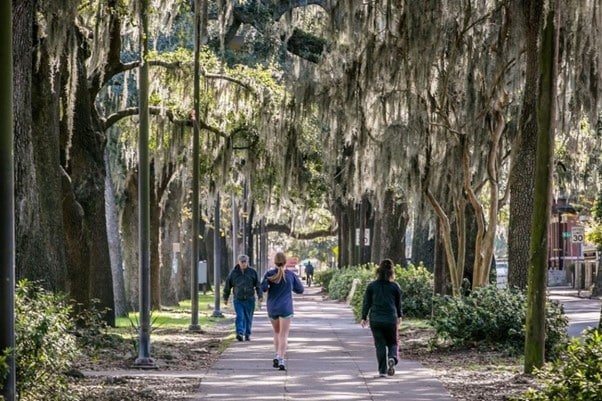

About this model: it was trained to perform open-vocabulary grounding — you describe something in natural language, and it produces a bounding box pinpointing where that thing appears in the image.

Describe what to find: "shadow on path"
[196,286,452,401]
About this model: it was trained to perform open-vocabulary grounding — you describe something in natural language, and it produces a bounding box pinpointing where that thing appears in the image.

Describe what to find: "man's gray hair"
[238,254,249,263]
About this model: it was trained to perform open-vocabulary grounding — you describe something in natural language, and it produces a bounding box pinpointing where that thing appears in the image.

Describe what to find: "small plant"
[72,299,112,348]
[516,329,602,401]
[0,348,9,395]
[15,280,79,401]
[125,311,163,356]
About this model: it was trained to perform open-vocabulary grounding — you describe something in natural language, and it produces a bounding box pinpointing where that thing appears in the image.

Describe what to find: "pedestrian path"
[195,286,452,401]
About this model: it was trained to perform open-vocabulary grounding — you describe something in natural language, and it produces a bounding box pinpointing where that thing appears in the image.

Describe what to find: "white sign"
[172,242,181,253]
[571,226,584,244]
[355,228,371,246]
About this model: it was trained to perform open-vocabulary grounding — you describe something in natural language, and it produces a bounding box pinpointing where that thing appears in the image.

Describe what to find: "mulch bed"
[399,324,538,401]
[68,311,540,400]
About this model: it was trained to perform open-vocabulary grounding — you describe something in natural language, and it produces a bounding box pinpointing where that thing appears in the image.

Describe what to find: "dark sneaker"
[236,334,244,341]
[387,358,395,376]
[272,358,279,368]
[278,361,286,371]
[245,335,250,341]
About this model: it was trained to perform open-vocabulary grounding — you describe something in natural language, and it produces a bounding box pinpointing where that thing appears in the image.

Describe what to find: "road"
[549,288,601,337]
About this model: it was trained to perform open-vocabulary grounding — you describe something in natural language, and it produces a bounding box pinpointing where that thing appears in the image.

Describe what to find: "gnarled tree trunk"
[14,2,67,291]
[62,31,114,325]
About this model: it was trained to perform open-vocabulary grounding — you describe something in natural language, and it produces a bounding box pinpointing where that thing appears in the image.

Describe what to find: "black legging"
[369,321,398,374]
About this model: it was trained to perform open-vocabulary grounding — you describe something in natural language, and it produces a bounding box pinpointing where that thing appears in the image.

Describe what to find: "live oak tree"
[12,1,602,330]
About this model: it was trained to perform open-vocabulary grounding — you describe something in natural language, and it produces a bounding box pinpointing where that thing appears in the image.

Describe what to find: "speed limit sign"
[571,226,584,243]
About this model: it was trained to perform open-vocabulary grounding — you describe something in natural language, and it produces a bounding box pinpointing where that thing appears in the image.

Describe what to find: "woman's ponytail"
[269,252,287,283]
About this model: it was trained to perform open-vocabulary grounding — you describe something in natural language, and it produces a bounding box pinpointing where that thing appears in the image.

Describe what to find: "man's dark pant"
[233,298,256,337]
[370,321,398,374]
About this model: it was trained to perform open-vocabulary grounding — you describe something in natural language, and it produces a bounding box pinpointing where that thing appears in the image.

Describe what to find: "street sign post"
[571,226,584,243]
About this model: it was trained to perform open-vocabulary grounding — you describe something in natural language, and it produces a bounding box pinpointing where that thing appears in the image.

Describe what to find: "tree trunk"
[121,172,139,310]
[508,0,543,290]
[14,2,68,291]
[332,199,344,268]
[63,32,114,325]
[525,1,558,374]
[373,190,408,266]
[105,147,128,316]
[159,170,184,306]
[61,168,89,311]
[150,161,161,310]
[245,201,255,262]
[433,222,449,295]
[465,110,504,289]
[411,204,435,270]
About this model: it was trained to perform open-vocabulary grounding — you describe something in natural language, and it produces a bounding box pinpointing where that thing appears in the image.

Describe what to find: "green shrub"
[328,265,375,301]
[395,263,434,318]
[337,263,434,321]
[15,280,79,401]
[346,268,376,320]
[516,329,602,401]
[431,286,568,357]
[314,268,337,291]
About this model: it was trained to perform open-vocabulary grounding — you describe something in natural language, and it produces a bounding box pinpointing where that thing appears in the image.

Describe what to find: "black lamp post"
[212,193,224,318]
[1,1,16,398]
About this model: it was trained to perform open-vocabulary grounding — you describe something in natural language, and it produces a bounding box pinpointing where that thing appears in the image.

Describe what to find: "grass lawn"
[114,292,229,330]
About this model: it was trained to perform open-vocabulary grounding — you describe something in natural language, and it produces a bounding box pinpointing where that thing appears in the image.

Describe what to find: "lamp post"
[1,1,16,398]
[189,0,202,333]
[212,193,224,318]
[133,0,156,369]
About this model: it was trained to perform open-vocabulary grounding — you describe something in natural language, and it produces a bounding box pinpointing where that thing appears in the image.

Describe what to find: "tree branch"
[264,223,336,240]
[119,59,183,74]
[102,106,227,138]
[273,0,329,20]
[227,0,328,63]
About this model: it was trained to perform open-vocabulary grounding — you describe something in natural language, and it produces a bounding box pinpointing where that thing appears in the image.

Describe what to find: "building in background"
[547,196,598,290]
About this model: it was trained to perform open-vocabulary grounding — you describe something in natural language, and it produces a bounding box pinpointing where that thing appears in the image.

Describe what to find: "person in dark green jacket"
[360,259,402,377]
[223,254,263,341]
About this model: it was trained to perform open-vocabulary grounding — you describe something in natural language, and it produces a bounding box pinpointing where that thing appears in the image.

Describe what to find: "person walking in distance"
[360,259,402,377]
[223,254,263,341]
[261,252,304,371]
[304,261,314,287]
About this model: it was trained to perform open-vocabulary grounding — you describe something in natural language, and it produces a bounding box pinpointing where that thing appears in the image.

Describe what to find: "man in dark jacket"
[305,261,314,287]
[223,254,262,341]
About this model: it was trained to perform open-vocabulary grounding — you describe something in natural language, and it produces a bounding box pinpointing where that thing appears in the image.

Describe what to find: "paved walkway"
[195,286,452,401]
[549,287,601,337]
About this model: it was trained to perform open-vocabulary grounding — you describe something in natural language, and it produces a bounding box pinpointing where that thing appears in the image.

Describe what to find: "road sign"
[571,226,584,243]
